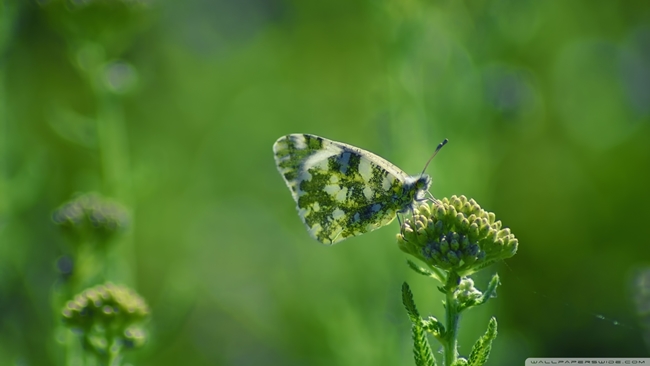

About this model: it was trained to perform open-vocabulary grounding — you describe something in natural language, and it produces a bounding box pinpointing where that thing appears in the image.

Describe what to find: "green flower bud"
[447,250,460,265]
[123,326,147,349]
[62,283,149,357]
[448,205,458,220]
[487,212,496,224]
[53,193,129,245]
[434,220,444,233]
[469,222,480,242]
[460,235,470,250]
[440,238,450,254]
[478,220,490,238]
[397,195,519,275]
[435,204,447,218]
[451,196,463,210]
[419,204,432,216]
[455,278,482,305]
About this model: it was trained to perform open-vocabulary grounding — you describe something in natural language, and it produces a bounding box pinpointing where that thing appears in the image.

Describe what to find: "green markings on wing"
[273,133,430,244]
[274,134,324,187]
[297,159,399,244]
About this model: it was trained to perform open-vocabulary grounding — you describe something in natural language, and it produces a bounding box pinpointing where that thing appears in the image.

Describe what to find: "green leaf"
[480,274,500,303]
[422,315,445,339]
[469,273,499,310]
[407,260,433,277]
[402,282,420,323]
[402,283,436,366]
[468,317,498,366]
[458,274,500,312]
[459,259,500,276]
[411,316,437,366]
[452,358,468,366]
[405,260,445,283]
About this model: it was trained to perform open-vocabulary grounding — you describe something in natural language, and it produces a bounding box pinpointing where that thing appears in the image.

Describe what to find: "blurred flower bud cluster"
[62,282,149,355]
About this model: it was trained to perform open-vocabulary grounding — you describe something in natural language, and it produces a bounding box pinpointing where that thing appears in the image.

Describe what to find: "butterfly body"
[273,133,431,245]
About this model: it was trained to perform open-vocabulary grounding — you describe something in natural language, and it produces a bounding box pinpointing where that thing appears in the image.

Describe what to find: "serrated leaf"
[452,358,468,366]
[412,318,437,366]
[480,274,500,303]
[473,273,500,308]
[407,260,433,277]
[402,282,420,323]
[402,282,436,366]
[458,274,500,313]
[460,260,500,276]
[422,316,445,339]
[468,317,498,366]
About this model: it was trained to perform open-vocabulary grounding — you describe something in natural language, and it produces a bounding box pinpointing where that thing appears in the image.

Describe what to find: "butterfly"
[273,133,447,245]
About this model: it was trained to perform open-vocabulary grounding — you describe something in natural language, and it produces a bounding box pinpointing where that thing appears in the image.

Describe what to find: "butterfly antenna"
[426,190,440,205]
[420,138,448,176]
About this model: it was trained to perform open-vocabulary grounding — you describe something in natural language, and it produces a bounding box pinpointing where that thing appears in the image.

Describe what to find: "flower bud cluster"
[455,278,481,305]
[53,193,129,242]
[398,195,518,274]
[62,282,149,351]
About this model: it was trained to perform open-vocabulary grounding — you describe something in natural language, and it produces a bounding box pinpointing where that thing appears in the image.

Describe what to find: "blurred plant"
[632,267,650,352]
[51,193,143,365]
[53,192,130,292]
[62,282,149,366]
[41,0,153,58]
[40,3,155,364]
[398,195,518,366]
[0,1,21,54]
[53,192,130,245]
[0,0,24,219]
[40,0,152,200]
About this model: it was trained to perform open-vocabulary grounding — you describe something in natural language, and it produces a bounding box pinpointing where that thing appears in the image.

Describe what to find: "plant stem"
[105,329,122,366]
[0,35,8,221]
[426,264,446,283]
[443,272,460,366]
[65,330,82,366]
[94,75,136,285]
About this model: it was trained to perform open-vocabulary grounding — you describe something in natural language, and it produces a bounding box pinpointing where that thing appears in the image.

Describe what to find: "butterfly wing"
[273,133,411,244]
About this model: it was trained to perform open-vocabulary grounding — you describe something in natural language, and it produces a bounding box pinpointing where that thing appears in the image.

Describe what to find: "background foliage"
[1,0,650,365]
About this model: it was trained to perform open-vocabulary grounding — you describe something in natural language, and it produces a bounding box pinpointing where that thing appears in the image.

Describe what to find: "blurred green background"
[1,0,650,365]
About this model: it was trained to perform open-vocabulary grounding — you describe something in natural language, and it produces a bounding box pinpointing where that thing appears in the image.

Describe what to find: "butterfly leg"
[398,208,423,243]
[426,191,440,205]
[397,212,404,234]
[397,212,410,242]
[409,206,423,242]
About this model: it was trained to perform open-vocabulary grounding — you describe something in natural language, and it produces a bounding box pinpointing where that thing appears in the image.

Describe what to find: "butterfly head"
[413,174,431,191]
[398,174,431,213]
[413,174,432,201]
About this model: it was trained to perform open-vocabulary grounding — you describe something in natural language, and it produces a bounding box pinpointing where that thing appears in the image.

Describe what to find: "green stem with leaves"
[399,197,518,366]
[443,272,460,366]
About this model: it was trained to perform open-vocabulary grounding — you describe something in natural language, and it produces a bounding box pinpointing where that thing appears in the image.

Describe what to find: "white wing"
[273,134,416,244]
